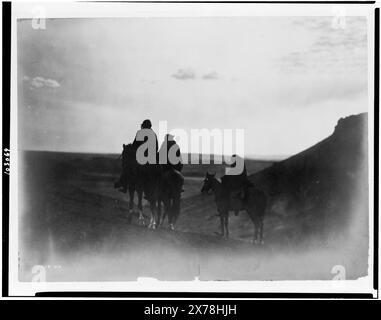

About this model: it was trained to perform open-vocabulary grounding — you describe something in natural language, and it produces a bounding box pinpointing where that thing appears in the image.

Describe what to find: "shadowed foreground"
[19,156,367,281]
[18,114,369,281]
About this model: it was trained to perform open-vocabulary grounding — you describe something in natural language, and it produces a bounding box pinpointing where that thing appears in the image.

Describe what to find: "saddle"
[222,176,254,215]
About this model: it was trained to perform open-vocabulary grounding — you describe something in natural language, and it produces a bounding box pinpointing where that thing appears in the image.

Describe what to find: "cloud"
[171,69,220,81]
[291,16,366,34]
[28,76,61,89]
[292,17,333,32]
[171,69,196,80]
[202,72,219,80]
[279,17,367,74]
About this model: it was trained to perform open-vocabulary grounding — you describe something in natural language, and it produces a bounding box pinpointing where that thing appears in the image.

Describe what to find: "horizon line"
[19,148,290,161]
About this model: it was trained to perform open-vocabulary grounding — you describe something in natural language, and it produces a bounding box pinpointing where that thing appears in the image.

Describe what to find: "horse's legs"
[137,188,143,210]
[246,208,259,245]
[148,199,157,229]
[148,201,154,228]
[259,220,264,245]
[253,223,258,244]
[137,188,144,226]
[253,220,263,245]
[128,187,134,211]
[127,187,134,224]
[157,200,162,227]
[167,199,175,231]
[168,199,180,231]
[161,200,168,227]
[224,213,229,239]
[252,218,264,245]
[219,211,224,237]
[171,194,181,227]
[131,186,143,226]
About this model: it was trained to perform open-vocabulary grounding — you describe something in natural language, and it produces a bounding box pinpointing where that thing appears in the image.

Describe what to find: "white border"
[8,1,377,297]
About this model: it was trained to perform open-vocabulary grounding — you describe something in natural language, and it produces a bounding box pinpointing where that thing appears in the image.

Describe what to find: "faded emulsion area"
[17,114,369,281]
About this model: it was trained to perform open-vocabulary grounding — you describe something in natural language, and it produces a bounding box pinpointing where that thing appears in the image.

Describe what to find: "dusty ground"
[18,151,368,281]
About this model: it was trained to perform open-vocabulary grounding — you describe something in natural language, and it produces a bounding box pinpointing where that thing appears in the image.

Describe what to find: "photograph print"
[8,2,377,295]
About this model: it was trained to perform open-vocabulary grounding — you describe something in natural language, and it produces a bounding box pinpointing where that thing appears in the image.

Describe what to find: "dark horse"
[201,172,267,244]
[114,143,145,224]
[115,144,184,230]
[141,165,184,230]
[134,166,184,230]
[157,169,184,230]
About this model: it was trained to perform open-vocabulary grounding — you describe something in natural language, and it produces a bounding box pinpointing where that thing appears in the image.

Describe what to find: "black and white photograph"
[2,1,378,297]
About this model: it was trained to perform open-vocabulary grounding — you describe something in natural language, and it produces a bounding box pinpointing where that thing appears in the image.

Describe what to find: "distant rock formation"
[250,113,368,239]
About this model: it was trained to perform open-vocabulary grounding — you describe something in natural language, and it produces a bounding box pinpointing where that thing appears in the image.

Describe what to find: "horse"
[139,165,184,230]
[115,144,184,230]
[201,172,267,244]
[157,168,184,230]
[114,143,145,225]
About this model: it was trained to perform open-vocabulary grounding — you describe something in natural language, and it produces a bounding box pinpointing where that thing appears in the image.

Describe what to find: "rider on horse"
[115,119,159,193]
[221,154,253,214]
[159,134,183,173]
[133,119,161,201]
[159,134,184,192]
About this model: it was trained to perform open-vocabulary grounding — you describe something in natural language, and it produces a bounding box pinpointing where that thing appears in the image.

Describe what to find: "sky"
[17,16,368,157]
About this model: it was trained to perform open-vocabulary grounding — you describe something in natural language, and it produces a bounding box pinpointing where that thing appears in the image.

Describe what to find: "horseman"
[132,119,161,201]
[221,154,253,215]
[115,119,158,193]
[159,134,183,173]
[159,134,184,193]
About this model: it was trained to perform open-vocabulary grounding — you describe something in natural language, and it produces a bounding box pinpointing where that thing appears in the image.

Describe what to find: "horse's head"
[201,172,216,194]
[122,143,132,151]
[121,143,134,160]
